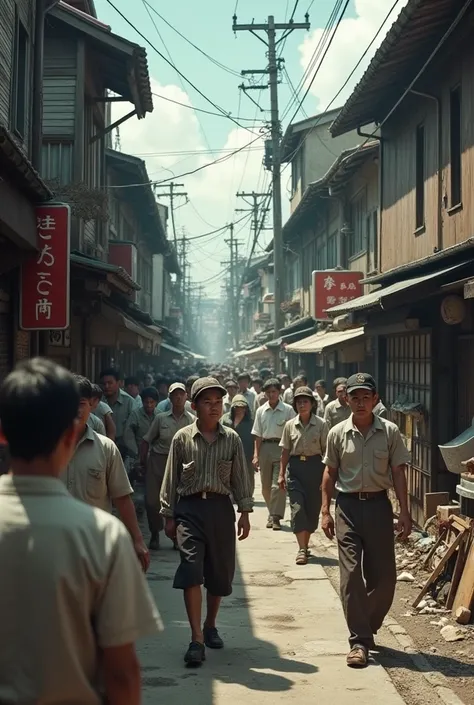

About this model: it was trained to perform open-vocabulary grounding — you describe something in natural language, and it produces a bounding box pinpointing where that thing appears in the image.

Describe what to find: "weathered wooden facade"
[329,0,474,524]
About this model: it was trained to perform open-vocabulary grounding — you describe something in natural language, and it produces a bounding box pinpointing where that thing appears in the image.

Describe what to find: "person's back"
[0,358,161,705]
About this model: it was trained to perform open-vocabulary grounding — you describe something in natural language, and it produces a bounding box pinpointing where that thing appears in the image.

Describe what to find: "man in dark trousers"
[321,373,411,669]
[160,377,253,667]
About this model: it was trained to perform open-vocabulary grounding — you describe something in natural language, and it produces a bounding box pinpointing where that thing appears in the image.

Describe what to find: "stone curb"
[315,536,466,705]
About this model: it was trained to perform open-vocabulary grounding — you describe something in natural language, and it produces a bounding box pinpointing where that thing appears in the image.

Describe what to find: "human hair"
[225,378,238,388]
[72,374,93,399]
[315,379,326,389]
[230,403,250,424]
[0,358,80,461]
[252,377,263,387]
[91,383,103,400]
[293,374,308,386]
[198,368,209,377]
[237,372,251,382]
[333,377,347,389]
[186,375,199,388]
[141,386,159,401]
[125,376,140,387]
[263,377,281,391]
[100,367,121,381]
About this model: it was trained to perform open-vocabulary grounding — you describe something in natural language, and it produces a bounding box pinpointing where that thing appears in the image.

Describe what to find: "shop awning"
[233,345,270,359]
[326,263,470,317]
[286,327,364,354]
[90,303,161,352]
[266,326,317,349]
[188,351,207,360]
[161,342,185,356]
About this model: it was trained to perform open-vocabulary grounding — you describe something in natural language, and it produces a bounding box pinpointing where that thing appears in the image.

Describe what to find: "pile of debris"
[396,507,474,642]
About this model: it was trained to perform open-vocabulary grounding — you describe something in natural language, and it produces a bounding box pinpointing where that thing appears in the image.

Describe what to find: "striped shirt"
[160,421,254,517]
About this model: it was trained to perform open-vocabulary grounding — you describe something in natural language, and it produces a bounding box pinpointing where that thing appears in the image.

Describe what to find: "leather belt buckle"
[299,455,307,461]
[202,491,207,499]
[359,492,368,501]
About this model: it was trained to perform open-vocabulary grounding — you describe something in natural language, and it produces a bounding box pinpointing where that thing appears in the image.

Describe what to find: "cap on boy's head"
[346,372,376,394]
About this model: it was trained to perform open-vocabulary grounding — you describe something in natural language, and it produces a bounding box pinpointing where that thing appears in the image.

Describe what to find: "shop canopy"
[285,327,364,354]
[233,345,269,359]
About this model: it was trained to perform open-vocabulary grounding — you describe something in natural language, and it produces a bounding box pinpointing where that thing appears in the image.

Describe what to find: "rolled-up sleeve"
[160,432,182,517]
[320,422,329,455]
[279,421,292,450]
[230,435,254,512]
[322,427,339,469]
[106,443,133,498]
[389,427,411,468]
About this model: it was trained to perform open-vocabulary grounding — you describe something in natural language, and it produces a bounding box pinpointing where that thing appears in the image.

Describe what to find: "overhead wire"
[151,91,264,122]
[143,1,242,78]
[104,0,261,135]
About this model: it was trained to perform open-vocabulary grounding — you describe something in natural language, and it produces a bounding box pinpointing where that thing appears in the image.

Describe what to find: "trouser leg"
[258,443,273,512]
[146,453,166,534]
[336,498,373,649]
[268,445,286,519]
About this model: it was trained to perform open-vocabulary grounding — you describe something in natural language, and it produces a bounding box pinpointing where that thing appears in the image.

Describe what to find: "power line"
[185,214,250,241]
[132,146,263,157]
[104,0,261,135]
[151,91,264,121]
[143,1,242,78]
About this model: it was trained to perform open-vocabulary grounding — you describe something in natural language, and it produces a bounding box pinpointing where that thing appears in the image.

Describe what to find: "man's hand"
[321,512,335,540]
[396,511,412,541]
[277,473,286,491]
[252,456,260,471]
[133,539,150,573]
[164,517,177,541]
[237,512,251,541]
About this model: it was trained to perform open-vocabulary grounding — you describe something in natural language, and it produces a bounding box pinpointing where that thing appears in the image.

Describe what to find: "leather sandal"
[296,548,308,565]
[346,644,368,668]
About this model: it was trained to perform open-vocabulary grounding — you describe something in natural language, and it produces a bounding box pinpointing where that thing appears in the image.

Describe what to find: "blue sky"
[94,0,405,295]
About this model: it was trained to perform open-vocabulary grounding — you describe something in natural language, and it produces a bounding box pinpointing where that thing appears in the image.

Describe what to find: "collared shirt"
[252,400,296,440]
[324,398,351,429]
[280,414,328,456]
[160,421,254,516]
[157,398,194,415]
[282,387,293,405]
[88,413,106,436]
[222,394,233,414]
[0,474,161,705]
[93,400,113,423]
[104,389,135,442]
[374,400,388,419]
[143,409,195,455]
[241,388,257,417]
[315,393,330,418]
[123,406,159,457]
[61,425,133,512]
[323,414,411,493]
[132,395,143,410]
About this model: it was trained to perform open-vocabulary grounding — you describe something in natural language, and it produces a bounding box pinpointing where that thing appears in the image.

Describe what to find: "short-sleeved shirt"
[94,400,113,423]
[240,388,257,418]
[322,414,411,493]
[324,398,351,429]
[61,425,133,511]
[143,409,195,455]
[88,413,106,436]
[0,474,162,705]
[280,414,328,457]
[123,407,159,457]
[374,400,388,419]
[315,393,330,418]
[252,400,296,440]
[105,390,135,441]
[160,421,254,516]
[157,398,194,415]
[282,387,293,405]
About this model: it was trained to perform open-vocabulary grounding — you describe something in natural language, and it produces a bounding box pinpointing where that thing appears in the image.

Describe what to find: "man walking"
[141,383,194,550]
[160,377,253,667]
[0,359,161,704]
[321,373,411,668]
[237,372,257,417]
[252,377,295,530]
[324,378,351,429]
[100,368,135,457]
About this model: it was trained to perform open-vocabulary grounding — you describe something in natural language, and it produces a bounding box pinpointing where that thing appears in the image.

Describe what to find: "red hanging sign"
[20,204,71,330]
[312,270,363,320]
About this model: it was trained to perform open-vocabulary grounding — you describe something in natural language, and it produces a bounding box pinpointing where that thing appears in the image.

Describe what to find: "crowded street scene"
[2,0,474,703]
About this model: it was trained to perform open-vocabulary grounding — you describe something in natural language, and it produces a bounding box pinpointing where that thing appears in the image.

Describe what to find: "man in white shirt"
[252,378,295,530]
[238,373,257,417]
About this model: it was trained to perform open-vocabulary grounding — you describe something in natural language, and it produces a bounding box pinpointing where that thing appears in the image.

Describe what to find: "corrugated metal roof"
[330,0,467,137]
[286,327,364,354]
[326,262,468,316]
[0,127,51,200]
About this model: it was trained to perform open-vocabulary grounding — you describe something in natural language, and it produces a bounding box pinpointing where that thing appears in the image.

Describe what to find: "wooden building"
[328,0,474,524]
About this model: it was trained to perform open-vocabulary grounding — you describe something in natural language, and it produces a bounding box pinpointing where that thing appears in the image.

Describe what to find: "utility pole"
[177,230,189,340]
[233,14,310,339]
[154,183,188,246]
[222,223,242,352]
[236,190,272,243]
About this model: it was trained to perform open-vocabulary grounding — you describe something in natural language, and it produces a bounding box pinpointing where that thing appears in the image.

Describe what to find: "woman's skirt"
[286,455,324,534]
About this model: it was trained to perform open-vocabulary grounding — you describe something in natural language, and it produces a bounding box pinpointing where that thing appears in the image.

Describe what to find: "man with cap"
[222,379,239,414]
[141,383,194,550]
[252,377,295,530]
[321,372,411,669]
[324,378,351,429]
[160,377,253,667]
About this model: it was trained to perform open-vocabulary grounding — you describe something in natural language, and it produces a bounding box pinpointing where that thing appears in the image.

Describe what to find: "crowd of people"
[0,356,412,702]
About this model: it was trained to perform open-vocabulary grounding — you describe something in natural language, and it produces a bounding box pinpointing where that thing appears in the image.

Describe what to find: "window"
[41,142,74,184]
[316,238,326,270]
[291,148,305,195]
[348,190,367,257]
[415,124,425,229]
[450,87,462,206]
[367,210,378,272]
[327,232,338,268]
[11,14,29,138]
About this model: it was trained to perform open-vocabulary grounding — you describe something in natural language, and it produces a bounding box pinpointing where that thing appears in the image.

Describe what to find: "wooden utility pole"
[222,223,242,352]
[233,14,310,338]
[154,182,188,245]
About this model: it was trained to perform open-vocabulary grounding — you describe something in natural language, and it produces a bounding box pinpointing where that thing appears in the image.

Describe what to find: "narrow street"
[137,482,458,705]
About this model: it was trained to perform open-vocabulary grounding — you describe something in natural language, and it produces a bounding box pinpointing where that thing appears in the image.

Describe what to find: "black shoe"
[203,626,224,649]
[184,641,206,666]
[148,533,159,551]
[272,518,281,531]
[266,517,273,529]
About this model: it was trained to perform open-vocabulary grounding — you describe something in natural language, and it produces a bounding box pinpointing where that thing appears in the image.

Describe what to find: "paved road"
[137,482,408,704]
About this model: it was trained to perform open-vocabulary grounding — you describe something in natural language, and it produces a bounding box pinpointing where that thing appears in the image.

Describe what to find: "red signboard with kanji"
[20,204,71,330]
[312,270,363,320]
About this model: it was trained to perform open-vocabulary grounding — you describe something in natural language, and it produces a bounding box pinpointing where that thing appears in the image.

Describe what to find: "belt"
[262,438,281,443]
[291,454,321,462]
[340,490,387,501]
[186,491,228,500]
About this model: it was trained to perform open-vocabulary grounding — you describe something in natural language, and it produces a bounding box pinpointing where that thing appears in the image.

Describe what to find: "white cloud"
[113,78,267,294]
[298,0,408,111]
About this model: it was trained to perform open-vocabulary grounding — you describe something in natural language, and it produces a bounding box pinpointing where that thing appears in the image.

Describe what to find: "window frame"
[11,10,29,139]
[449,85,462,208]
[415,123,425,231]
